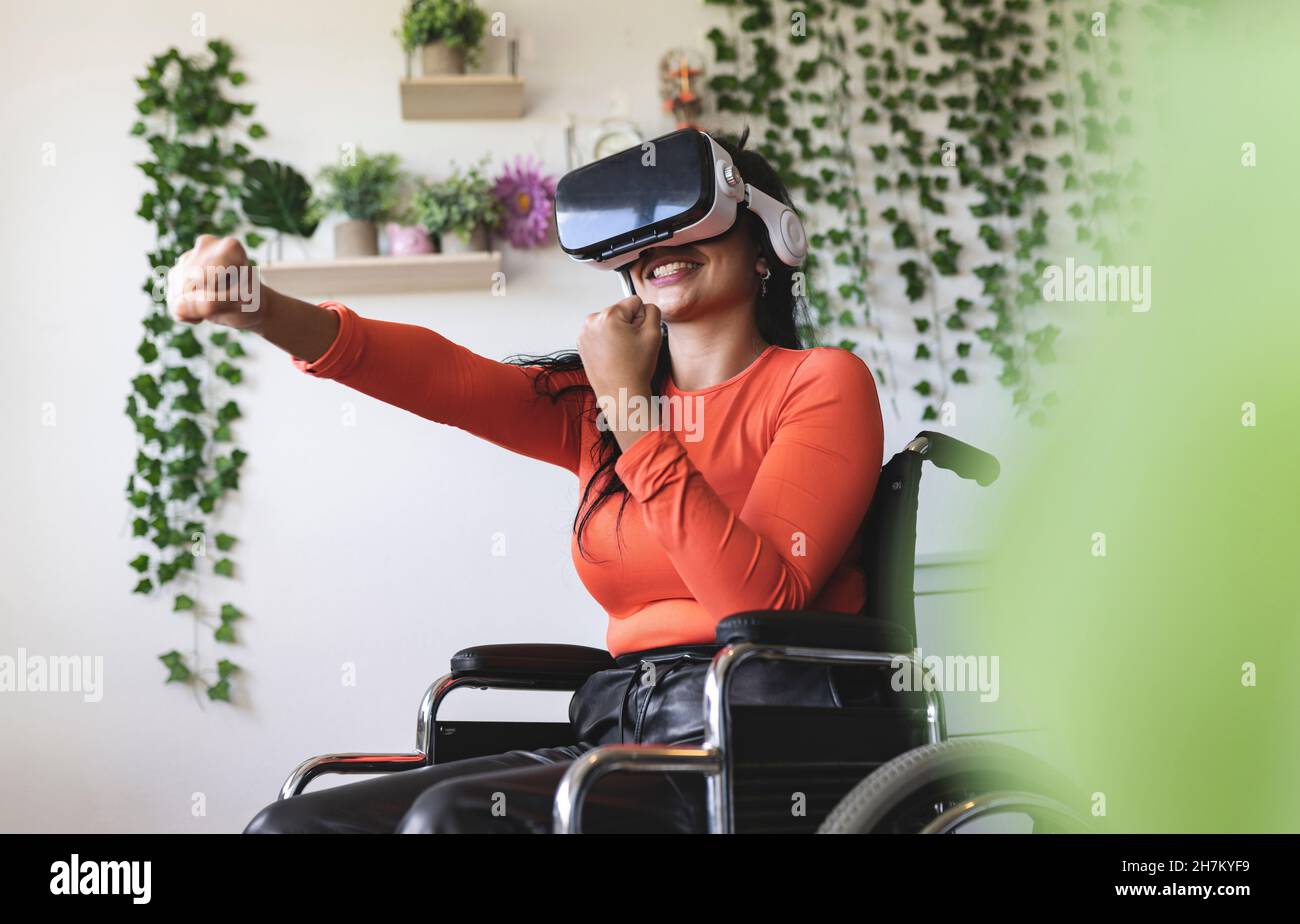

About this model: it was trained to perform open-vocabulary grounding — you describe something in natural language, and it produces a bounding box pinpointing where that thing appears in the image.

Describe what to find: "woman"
[171,133,884,833]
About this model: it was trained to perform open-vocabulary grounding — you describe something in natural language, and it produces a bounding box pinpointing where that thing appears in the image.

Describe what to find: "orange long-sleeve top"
[296,302,884,657]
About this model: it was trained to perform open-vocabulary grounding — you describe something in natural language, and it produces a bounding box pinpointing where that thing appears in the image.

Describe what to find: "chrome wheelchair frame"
[280,642,945,833]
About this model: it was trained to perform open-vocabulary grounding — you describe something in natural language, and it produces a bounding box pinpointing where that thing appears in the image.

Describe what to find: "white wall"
[0,0,1024,831]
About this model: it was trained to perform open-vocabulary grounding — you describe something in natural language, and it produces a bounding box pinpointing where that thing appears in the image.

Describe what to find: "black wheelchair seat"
[717,609,914,653]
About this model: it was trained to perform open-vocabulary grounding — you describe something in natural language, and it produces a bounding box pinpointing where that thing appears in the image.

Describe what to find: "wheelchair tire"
[817,738,1090,834]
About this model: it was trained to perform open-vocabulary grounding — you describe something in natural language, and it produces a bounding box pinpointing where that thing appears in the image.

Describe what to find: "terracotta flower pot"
[421,42,466,76]
[334,219,378,258]
[438,224,490,254]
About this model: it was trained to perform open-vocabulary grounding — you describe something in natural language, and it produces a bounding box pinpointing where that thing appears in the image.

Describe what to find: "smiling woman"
[527,130,820,552]
[167,130,884,833]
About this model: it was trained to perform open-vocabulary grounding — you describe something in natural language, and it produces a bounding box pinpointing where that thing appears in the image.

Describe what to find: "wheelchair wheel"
[818,739,1091,834]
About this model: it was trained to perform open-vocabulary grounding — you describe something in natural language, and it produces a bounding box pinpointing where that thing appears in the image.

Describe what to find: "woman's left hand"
[577,295,662,450]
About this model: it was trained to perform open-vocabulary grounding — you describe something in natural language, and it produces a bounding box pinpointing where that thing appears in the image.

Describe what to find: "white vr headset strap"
[708,133,807,268]
[743,183,808,267]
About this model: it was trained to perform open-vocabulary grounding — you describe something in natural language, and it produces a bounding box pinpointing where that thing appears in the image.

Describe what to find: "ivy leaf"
[214,622,236,643]
[174,594,196,612]
[131,374,163,409]
[216,658,239,680]
[163,388,195,418]
[159,650,191,684]
[213,558,235,578]
[219,603,244,622]
[129,554,150,573]
[215,533,236,552]
[206,679,232,701]
[133,578,154,595]
[892,222,917,250]
[216,400,242,424]
[170,328,203,358]
[169,478,199,501]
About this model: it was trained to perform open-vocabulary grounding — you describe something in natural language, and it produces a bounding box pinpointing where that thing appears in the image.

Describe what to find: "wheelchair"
[278,431,1089,833]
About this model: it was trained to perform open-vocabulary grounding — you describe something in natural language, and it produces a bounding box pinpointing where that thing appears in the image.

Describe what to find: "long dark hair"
[510,128,812,558]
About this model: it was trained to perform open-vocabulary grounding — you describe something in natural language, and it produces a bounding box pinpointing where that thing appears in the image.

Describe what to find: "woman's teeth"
[650,261,701,279]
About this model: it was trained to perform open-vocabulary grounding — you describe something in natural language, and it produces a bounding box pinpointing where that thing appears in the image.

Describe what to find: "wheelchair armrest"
[450,643,615,687]
[715,610,914,653]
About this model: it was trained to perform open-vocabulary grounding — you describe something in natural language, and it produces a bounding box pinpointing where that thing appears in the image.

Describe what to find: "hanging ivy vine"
[702,0,1150,424]
[127,40,265,703]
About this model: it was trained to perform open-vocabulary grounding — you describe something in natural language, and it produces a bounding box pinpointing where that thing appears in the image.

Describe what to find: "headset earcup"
[779,209,808,265]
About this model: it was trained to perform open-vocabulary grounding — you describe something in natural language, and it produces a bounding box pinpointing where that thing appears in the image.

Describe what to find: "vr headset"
[554,128,807,293]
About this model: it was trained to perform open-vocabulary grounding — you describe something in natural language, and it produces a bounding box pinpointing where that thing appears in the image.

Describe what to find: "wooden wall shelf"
[259,252,502,297]
[400,74,525,119]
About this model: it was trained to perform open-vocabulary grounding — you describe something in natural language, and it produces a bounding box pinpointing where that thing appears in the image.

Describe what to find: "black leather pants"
[244,646,839,834]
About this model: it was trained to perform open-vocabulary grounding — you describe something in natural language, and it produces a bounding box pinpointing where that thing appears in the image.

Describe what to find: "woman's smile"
[647,261,702,286]
[640,248,707,289]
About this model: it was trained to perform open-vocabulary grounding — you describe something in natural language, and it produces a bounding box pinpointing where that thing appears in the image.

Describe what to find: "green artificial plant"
[700,0,1144,424]
[316,149,404,223]
[240,158,320,241]
[397,0,489,64]
[411,161,504,242]
[128,39,260,703]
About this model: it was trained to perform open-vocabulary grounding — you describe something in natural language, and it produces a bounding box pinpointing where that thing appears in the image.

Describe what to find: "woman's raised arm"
[169,235,585,473]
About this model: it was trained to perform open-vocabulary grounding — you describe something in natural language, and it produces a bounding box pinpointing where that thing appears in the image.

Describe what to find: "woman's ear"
[755,257,770,278]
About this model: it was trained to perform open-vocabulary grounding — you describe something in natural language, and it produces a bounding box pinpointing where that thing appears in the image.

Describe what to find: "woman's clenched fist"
[577,295,663,404]
[168,235,266,330]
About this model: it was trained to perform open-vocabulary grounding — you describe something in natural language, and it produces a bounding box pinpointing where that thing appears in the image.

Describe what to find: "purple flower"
[493,156,557,249]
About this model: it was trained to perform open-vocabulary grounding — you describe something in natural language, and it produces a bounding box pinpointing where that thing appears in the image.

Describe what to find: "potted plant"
[316,149,404,258]
[411,161,503,253]
[397,0,488,76]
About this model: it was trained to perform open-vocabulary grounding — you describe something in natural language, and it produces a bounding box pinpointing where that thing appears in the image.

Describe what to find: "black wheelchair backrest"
[859,449,922,637]
[858,432,1000,640]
